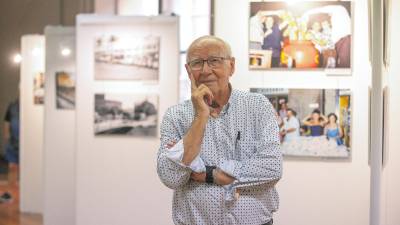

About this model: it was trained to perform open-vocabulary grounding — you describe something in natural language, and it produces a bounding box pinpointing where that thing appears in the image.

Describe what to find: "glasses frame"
[187,56,231,71]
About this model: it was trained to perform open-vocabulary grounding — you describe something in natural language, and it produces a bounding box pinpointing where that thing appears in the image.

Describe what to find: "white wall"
[43,26,76,225]
[75,15,178,225]
[20,35,45,213]
[382,0,400,224]
[214,1,371,225]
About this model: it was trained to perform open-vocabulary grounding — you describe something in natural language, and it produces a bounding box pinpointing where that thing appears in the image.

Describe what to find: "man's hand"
[191,172,206,182]
[189,73,214,118]
[165,140,177,149]
[213,168,235,185]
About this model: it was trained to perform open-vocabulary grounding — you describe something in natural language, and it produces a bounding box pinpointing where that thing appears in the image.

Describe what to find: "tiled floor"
[0,175,42,225]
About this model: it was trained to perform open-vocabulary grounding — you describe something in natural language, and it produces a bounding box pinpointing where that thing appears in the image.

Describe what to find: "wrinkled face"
[312,112,320,121]
[185,41,235,95]
[312,22,321,32]
[266,17,274,29]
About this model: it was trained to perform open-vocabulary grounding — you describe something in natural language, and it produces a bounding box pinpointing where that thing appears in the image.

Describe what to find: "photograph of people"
[325,113,344,145]
[249,1,351,70]
[280,108,300,142]
[250,88,350,158]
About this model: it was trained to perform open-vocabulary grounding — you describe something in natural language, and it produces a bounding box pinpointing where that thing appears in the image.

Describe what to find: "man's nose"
[201,61,212,73]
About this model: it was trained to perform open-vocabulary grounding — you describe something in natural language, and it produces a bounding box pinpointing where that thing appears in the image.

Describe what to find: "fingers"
[197,84,214,105]
[189,73,197,91]
[165,140,177,149]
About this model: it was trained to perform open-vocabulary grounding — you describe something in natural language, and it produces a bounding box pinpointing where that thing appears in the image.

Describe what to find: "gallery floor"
[0,170,42,225]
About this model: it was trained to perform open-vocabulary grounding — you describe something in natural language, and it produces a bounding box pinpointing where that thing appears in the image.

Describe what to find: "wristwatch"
[205,166,216,184]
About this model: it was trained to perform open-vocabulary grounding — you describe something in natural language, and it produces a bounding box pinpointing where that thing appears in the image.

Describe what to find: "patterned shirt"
[157,89,282,225]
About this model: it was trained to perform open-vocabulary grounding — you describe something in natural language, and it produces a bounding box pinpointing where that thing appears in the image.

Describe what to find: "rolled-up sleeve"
[230,96,283,190]
[157,108,192,190]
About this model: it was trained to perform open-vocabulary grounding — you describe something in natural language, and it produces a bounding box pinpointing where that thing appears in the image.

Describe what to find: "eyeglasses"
[187,56,230,71]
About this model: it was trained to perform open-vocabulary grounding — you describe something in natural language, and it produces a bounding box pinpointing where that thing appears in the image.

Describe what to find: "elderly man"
[157,35,282,225]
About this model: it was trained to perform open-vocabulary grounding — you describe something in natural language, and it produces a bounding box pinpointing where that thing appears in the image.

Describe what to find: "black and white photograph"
[55,71,75,109]
[94,93,158,136]
[251,88,351,158]
[33,72,45,104]
[94,34,160,81]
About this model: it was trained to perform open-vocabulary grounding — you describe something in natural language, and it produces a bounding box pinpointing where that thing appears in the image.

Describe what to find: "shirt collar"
[220,83,235,115]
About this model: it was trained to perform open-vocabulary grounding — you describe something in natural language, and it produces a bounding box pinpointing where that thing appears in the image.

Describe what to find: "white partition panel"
[76,15,178,225]
[43,26,76,225]
[215,1,371,225]
[20,35,45,213]
[382,0,400,224]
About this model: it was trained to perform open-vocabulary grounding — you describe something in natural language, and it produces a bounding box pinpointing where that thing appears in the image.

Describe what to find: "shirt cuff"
[165,139,206,173]
[218,160,242,179]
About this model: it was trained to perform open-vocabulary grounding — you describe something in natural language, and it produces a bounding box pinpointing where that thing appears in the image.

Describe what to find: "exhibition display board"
[20,35,45,213]
[43,26,76,225]
[215,1,370,225]
[75,15,178,225]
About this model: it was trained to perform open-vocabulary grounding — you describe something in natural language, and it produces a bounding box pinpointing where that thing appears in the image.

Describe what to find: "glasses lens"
[208,57,223,67]
[189,59,203,70]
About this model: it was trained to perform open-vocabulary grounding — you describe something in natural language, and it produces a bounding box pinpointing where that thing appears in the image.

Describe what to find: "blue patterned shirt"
[157,89,282,225]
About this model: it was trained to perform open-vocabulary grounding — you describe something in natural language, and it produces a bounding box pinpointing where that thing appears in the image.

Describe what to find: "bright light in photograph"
[61,48,71,57]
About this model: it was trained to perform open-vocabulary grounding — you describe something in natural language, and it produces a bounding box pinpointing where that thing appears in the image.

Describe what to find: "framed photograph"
[251,88,351,159]
[94,93,158,136]
[249,1,352,71]
[94,34,160,81]
[55,71,75,110]
[33,72,45,105]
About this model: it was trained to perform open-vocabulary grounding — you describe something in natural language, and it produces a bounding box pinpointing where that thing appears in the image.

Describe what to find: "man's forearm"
[182,115,208,165]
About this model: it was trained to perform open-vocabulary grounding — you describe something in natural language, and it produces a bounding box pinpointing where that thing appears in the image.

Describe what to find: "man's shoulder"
[164,100,193,118]
[232,89,268,104]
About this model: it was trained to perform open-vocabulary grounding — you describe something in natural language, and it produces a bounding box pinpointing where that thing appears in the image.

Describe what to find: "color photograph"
[94,93,158,136]
[94,34,160,80]
[251,88,351,158]
[249,1,351,70]
[55,71,75,109]
[33,72,45,105]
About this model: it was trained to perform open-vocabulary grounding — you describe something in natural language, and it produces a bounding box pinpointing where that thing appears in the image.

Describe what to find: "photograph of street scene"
[249,1,351,70]
[33,72,45,105]
[94,34,160,80]
[94,93,158,136]
[251,88,351,158]
[55,71,75,109]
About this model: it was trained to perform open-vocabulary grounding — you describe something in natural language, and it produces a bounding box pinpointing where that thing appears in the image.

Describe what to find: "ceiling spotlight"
[13,54,22,64]
[61,48,71,57]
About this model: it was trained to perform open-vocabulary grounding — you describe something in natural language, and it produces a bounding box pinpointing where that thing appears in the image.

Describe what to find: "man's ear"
[185,64,191,75]
[229,57,236,76]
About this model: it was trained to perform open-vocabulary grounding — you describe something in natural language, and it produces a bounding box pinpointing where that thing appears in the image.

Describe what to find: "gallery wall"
[0,0,91,155]
[75,15,178,225]
[43,26,76,225]
[20,35,45,213]
[214,0,370,225]
[382,0,400,224]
